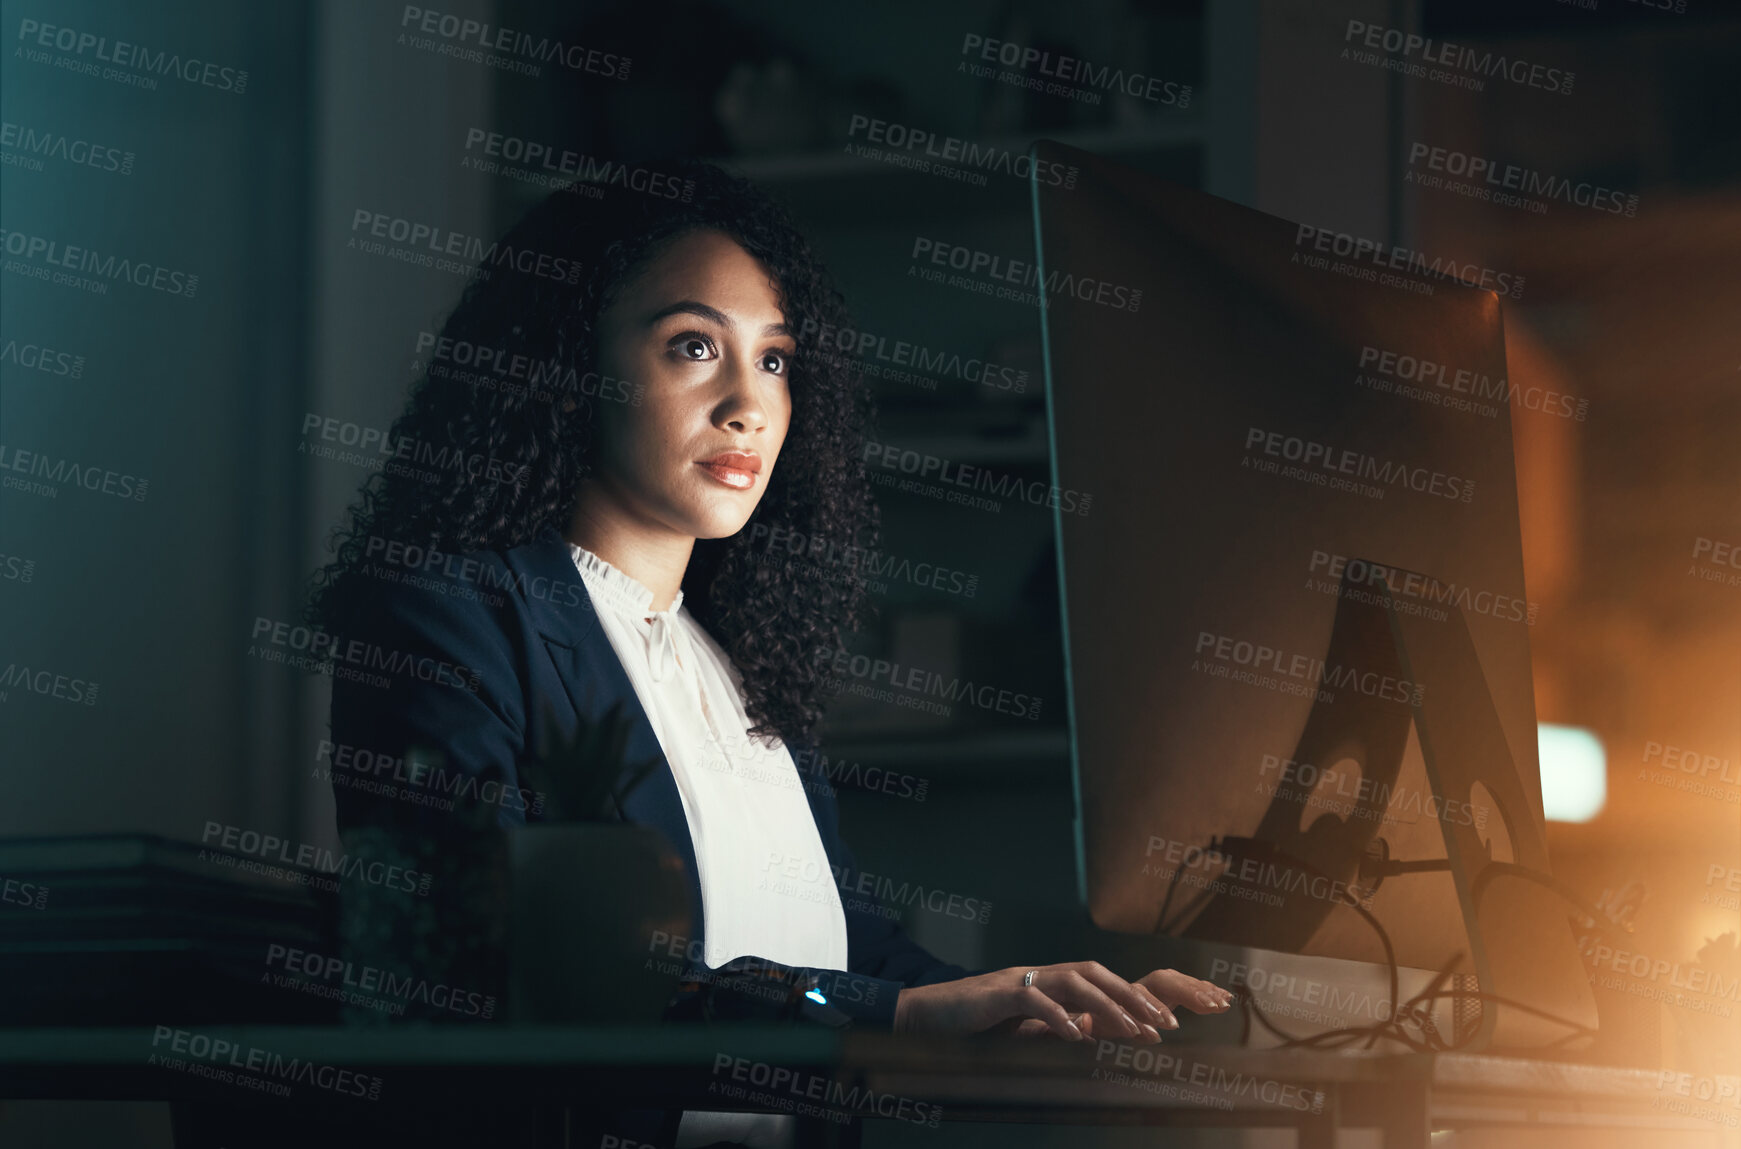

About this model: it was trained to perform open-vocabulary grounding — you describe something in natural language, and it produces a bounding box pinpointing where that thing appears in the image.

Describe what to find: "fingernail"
[1141,1023,1162,1041]
[1067,1020,1084,1041]
[1160,1010,1180,1030]
[1121,1011,1140,1035]
[1144,1000,1165,1018]
[1197,993,1217,1008]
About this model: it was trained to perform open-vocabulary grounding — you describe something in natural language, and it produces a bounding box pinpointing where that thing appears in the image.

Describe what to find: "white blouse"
[567,542,850,972]
[570,544,846,1149]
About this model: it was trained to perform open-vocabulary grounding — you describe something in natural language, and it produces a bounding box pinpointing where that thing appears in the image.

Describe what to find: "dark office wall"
[1,1,310,841]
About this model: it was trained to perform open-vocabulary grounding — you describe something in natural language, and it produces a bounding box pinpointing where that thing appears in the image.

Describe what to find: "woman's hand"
[1136,968,1234,1016]
[1005,967,1234,1040]
[892,962,1222,1042]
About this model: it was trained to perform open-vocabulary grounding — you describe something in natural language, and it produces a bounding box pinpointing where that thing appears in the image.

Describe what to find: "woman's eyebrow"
[646,300,792,339]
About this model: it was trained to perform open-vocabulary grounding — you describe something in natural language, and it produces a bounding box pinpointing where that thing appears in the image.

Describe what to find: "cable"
[1181,839,1603,1054]
[1471,861,1634,940]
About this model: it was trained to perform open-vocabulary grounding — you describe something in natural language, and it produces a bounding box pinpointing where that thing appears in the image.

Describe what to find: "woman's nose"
[715,358,768,432]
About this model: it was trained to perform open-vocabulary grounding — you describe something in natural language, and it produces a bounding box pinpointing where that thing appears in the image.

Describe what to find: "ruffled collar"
[568,542,688,683]
[567,542,685,618]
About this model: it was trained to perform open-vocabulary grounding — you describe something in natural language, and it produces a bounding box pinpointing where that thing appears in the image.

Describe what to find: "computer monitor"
[1029,139,1597,1050]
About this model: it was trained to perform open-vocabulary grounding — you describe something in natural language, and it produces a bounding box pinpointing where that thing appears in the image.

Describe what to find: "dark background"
[3,1,1737,1144]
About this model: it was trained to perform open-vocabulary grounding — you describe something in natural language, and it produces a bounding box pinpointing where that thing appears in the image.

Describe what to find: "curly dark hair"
[306,160,879,746]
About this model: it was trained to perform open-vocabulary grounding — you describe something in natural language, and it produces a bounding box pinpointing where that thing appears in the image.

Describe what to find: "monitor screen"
[1029,138,1566,1005]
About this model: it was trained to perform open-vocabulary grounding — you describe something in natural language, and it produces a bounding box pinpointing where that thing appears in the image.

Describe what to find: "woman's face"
[586,228,795,541]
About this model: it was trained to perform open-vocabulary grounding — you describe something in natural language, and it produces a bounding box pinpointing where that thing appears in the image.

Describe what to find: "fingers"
[1067,962,1176,1037]
[1013,1012,1089,1039]
[1141,968,1234,1013]
[1040,966,1163,1044]
[986,965,1235,1045]
[1015,984,1085,1042]
[1131,982,1181,1031]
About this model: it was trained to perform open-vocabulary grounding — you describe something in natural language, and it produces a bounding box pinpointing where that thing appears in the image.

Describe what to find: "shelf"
[718,120,1207,187]
[495,121,1205,222]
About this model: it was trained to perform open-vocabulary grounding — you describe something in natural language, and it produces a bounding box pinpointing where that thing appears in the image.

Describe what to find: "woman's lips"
[696,461,758,490]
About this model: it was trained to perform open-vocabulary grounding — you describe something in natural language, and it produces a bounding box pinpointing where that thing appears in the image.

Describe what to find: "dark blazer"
[327,522,972,1028]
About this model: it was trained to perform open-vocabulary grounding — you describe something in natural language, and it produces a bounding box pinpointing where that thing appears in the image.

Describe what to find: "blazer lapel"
[505,525,706,945]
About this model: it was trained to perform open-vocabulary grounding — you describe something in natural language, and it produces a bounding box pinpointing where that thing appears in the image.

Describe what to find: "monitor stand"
[1167,561,1599,1052]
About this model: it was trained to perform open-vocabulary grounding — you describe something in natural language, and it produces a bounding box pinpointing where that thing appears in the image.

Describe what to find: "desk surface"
[2,1026,1734,1146]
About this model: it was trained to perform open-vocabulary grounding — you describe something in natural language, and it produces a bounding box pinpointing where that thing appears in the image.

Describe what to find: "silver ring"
[1023,969,1038,988]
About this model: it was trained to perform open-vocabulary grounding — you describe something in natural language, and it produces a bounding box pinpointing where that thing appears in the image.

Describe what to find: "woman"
[308,161,1229,1142]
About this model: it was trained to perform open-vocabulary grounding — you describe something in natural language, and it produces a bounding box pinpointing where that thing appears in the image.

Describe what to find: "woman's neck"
[564,484,694,612]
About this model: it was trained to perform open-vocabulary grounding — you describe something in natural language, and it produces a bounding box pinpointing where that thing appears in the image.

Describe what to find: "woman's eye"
[673,334,715,361]
[759,350,789,375]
